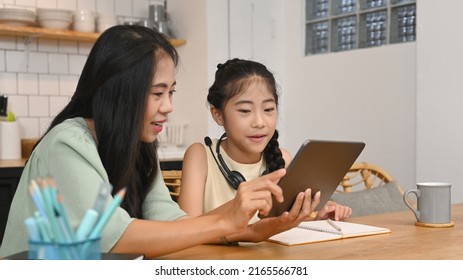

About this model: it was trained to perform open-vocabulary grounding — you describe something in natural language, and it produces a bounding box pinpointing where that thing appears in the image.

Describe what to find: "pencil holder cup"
[28,237,101,260]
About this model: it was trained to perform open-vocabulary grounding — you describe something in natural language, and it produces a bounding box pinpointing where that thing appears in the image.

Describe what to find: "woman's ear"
[210,107,224,126]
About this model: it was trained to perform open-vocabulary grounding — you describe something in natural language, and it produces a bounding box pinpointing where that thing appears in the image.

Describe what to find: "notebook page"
[267,220,390,246]
[328,220,391,238]
[297,220,390,237]
[267,224,341,246]
[298,220,343,235]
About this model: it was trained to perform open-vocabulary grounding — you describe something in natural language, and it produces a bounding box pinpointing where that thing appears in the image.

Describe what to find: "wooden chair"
[338,162,395,193]
[161,170,182,200]
[331,162,412,217]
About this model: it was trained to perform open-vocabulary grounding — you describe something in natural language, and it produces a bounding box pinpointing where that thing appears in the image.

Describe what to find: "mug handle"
[403,189,420,221]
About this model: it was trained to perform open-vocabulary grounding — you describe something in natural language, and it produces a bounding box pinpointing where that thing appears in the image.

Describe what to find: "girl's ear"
[210,106,224,126]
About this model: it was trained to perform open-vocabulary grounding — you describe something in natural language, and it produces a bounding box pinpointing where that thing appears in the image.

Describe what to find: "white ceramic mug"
[403,182,452,225]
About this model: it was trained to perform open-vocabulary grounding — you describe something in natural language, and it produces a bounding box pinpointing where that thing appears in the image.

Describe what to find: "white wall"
[281,1,417,193]
[205,0,285,140]
[166,0,209,146]
[417,0,463,204]
[205,0,229,139]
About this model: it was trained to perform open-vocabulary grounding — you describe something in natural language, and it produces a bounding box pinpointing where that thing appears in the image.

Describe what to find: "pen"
[327,218,342,232]
[88,187,127,239]
[37,178,64,242]
[47,177,76,242]
[28,182,49,222]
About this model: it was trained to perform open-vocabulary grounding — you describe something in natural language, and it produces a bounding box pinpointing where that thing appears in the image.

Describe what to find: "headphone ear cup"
[228,171,246,190]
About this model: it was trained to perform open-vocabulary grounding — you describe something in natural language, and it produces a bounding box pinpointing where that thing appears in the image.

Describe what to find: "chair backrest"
[331,162,411,217]
[161,170,182,201]
[338,162,394,193]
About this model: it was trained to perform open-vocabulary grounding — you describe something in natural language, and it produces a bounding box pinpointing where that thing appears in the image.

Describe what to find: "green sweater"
[0,117,185,257]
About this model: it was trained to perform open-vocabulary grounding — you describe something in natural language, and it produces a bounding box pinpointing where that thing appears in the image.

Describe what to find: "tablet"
[260,139,365,218]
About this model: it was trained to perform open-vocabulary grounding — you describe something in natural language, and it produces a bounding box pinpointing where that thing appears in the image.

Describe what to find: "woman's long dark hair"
[207,58,285,173]
[37,25,179,218]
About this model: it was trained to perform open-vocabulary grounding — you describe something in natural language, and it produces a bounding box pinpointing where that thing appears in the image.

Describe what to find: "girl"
[179,59,351,243]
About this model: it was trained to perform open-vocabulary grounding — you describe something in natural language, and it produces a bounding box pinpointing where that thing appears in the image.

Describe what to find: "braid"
[263,130,285,174]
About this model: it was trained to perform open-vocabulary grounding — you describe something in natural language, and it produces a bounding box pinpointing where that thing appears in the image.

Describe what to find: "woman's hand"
[218,168,286,233]
[316,200,352,221]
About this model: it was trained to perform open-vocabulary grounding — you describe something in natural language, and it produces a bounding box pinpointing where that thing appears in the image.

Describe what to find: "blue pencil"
[29,187,47,219]
[28,181,59,241]
[34,213,52,242]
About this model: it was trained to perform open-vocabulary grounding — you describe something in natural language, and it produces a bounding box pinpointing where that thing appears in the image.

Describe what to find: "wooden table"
[158,204,463,260]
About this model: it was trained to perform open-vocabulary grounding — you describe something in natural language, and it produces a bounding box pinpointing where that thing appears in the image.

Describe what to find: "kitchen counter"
[0,139,37,168]
[157,146,186,162]
[0,147,185,168]
[0,159,27,168]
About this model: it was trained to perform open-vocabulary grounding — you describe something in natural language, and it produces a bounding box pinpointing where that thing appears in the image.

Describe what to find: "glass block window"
[305,0,416,55]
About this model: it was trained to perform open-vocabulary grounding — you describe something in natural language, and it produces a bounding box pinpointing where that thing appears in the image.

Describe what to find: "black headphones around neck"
[204,133,246,190]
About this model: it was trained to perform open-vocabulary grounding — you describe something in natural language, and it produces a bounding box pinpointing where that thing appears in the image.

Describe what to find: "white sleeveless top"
[202,139,267,223]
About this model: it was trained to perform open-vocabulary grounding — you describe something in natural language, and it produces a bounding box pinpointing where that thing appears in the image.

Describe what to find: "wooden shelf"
[0,24,186,46]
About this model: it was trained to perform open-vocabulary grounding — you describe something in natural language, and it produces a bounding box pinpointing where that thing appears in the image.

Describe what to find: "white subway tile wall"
[96,0,115,15]
[0,73,17,94]
[0,36,16,50]
[18,73,38,95]
[36,0,58,9]
[28,96,49,117]
[39,74,59,96]
[0,0,157,139]
[38,39,58,53]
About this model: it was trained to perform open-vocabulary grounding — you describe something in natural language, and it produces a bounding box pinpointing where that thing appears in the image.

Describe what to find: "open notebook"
[268,220,390,246]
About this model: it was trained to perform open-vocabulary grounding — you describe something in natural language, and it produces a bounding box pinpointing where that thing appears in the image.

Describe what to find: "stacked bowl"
[36,8,73,30]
